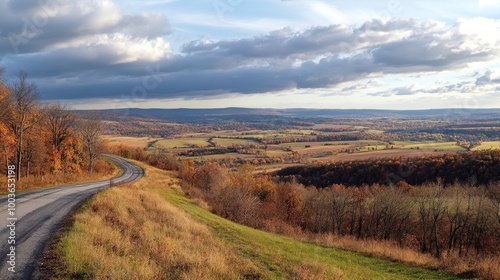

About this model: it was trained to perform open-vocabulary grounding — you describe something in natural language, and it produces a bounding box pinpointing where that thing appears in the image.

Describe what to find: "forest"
[0,69,109,187]
[174,159,500,261]
[276,150,500,187]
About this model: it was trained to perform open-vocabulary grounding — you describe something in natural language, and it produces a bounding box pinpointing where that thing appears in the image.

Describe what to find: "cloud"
[0,0,171,56]
[341,79,386,92]
[476,69,500,85]
[370,69,500,97]
[0,1,499,104]
[369,84,423,97]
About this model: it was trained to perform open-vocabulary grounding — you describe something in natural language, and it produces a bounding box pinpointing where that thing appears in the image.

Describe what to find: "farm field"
[153,137,211,148]
[106,132,497,169]
[472,141,500,150]
[400,141,465,151]
[211,137,260,146]
[103,136,160,149]
[105,114,500,171]
[320,149,452,162]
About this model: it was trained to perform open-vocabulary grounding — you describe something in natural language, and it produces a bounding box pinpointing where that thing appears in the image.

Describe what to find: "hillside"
[46,161,463,279]
[80,107,500,125]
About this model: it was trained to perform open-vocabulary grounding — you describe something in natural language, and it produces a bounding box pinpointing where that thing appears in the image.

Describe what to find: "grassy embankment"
[51,161,464,279]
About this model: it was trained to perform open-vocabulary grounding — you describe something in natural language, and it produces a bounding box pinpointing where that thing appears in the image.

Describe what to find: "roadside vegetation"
[0,68,115,192]
[52,162,462,279]
[5,158,116,193]
[54,164,259,279]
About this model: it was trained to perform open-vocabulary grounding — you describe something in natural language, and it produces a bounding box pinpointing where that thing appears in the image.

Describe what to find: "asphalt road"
[0,155,143,279]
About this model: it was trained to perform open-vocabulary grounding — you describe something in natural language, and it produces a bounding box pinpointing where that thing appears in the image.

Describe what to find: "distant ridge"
[76,107,500,123]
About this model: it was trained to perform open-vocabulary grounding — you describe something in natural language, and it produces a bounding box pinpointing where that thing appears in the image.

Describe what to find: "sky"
[0,0,500,110]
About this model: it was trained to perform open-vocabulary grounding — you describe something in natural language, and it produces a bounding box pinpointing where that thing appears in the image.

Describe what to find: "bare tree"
[7,71,39,180]
[78,113,103,174]
[417,185,447,258]
[486,183,500,236]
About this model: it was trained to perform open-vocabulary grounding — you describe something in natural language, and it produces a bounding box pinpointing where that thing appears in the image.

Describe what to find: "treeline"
[0,69,105,181]
[277,150,500,187]
[110,144,178,171]
[299,184,500,258]
[177,161,500,262]
[178,147,238,157]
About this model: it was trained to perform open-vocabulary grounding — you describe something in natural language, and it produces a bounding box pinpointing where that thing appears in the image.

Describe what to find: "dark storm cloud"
[0,1,499,102]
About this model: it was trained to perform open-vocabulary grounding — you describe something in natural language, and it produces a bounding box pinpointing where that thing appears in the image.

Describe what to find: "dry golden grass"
[312,233,441,269]
[474,256,500,280]
[439,253,500,280]
[58,162,259,279]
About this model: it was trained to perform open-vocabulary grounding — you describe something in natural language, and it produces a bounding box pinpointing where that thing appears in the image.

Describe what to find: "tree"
[78,114,103,174]
[0,123,15,171]
[7,71,39,180]
[44,103,77,173]
[416,185,447,258]
[23,126,47,178]
[60,135,84,174]
[0,68,11,123]
[277,182,303,223]
[178,159,196,185]
[44,103,77,153]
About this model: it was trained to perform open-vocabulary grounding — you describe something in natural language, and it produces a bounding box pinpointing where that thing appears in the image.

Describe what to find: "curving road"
[0,155,143,279]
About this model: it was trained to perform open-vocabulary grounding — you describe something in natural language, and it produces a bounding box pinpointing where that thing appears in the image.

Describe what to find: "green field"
[401,142,465,151]
[472,141,500,151]
[153,138,211,148]
[211,137,260,146]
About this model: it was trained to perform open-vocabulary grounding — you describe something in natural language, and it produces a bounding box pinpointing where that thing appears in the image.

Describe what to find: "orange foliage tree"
[0,68,105,179]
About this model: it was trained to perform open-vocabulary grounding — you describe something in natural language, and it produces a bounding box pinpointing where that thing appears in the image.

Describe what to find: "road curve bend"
[0,155,143,279]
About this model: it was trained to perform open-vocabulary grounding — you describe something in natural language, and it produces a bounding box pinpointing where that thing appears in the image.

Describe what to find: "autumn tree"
[78,114,103,174]
[178,159,196,185]
[277,182,303,223]
[43,103,78,173]
[23,125,46,177]
[0,68,11,123]
[59,135,84,174]
[0,123,15,171]
[7,71,40,180]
